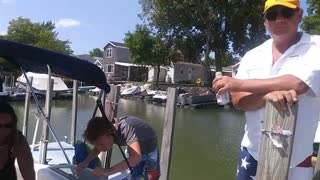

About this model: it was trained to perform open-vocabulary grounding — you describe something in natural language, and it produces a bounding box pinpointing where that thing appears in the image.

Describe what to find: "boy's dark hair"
[83,117,114,142]
[0,102,18,129]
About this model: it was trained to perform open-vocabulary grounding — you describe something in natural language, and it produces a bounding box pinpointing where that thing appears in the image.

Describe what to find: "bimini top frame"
[0,39,110,164]
[0,39,110,93]
[0,40,132,177]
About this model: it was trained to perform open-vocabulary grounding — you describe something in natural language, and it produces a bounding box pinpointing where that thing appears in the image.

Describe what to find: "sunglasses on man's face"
[265,7,298,21]
[0,123,14,128]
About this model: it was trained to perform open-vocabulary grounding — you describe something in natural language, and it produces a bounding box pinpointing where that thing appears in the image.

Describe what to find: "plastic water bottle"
[215,71,230,105]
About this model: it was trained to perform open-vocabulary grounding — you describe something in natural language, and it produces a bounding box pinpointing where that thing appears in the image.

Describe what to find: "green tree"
[204,52,239,66]
[89,48,104,57]
[124,25,173,87]
[1,17,73,55]
[139,0,267,74]
[301,0,320,34]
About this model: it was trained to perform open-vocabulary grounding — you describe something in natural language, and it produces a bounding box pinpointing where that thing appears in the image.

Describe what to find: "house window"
[105,64,114,73]
[180,68,184,74]
[105,48,112,58]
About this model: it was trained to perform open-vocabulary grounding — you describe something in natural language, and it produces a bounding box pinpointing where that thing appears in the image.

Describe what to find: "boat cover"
[0,39,110,93]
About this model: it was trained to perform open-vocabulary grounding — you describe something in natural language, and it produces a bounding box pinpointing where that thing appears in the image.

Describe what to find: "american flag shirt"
[237,147,258,180]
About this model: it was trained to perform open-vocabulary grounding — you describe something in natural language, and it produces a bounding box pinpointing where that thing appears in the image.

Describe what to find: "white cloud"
[1,0,14,4]
[0,30,7,36]
[55,18,81,28]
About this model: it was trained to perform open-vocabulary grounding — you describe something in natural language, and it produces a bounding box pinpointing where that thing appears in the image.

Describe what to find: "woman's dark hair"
[0,102,18,129]
[83,117,114,142]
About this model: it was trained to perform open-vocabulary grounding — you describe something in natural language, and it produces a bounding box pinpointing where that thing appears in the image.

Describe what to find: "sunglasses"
[265,7,298,21]
[0,123,14,128]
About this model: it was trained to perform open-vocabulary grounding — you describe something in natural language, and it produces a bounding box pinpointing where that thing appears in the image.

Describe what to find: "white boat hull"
[22,142,131,180]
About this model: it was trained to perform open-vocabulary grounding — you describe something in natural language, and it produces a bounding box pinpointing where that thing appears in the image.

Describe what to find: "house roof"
[174,62,203,67]
[104,41,128,49]
[76,54,97,64]
[115,62,150,67]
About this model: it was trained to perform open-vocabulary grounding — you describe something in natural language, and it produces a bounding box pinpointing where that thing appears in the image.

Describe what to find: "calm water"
[10,94,245,180]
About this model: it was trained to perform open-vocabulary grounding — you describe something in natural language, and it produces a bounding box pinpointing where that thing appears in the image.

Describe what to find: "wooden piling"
[256,102,298,180]
[160,87,178,180]
[105,85,121,170]
[97,85,121,170]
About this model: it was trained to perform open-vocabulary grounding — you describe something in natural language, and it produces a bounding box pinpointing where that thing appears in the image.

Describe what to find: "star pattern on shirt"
[237,147,258,180]
[241,156,250,170]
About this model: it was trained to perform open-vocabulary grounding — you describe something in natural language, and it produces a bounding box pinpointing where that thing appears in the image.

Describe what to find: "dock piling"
[97,85,121,172]
[159,87,178,180]
[256,102,298,180]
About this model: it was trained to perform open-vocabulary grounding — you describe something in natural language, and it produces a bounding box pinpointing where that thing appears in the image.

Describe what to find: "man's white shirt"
[236,32,320,167]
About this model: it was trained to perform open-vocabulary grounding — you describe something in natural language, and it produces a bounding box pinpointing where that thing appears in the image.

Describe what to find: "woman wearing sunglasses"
[212,0,320,180]
[0,102,35,180]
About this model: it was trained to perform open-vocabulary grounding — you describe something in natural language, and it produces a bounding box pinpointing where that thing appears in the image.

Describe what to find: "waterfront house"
[147,62,207,84]
[167,62,206,84]
[147,62,240,84]
[147,66,167,82]
[103,41,148,81]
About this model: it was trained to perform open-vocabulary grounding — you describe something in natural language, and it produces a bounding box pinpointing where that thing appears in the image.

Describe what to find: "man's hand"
[212,76,241,95]
[76,161,89,176]
[91,167,112,177]
[264,90,298,111]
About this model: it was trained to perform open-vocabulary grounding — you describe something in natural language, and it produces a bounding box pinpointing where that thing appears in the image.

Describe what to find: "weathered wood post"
[256,102,298,180]
[160,87,178,180]
[105,85,121,170]
[97,85,121,170]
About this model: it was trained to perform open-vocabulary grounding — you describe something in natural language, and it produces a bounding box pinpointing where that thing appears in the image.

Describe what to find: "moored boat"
[0,39,131,180]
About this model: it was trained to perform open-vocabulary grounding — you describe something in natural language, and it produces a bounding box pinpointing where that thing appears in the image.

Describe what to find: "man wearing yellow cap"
[212,0,320,179]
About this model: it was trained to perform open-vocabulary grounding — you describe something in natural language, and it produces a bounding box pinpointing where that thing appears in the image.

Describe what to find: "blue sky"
[0,0,142,55]
[0,0,309,55]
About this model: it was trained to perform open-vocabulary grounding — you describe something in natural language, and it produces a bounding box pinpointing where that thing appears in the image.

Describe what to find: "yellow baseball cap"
[264,0,300,13]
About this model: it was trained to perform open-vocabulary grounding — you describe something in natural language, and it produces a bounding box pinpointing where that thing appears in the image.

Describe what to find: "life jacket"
[73,140,101,169]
